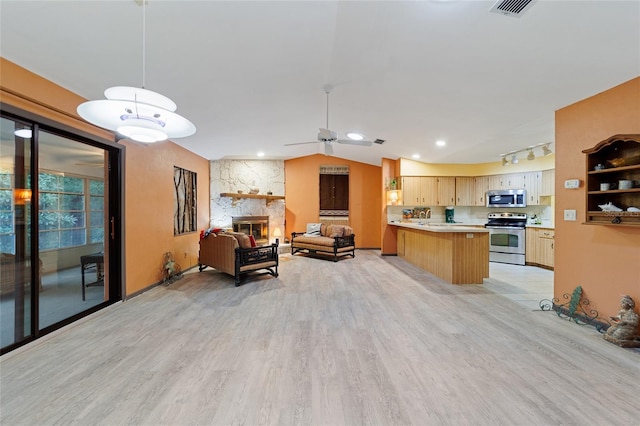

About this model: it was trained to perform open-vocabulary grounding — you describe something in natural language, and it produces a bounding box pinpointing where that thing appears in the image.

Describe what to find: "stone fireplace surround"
[210,160,285,245]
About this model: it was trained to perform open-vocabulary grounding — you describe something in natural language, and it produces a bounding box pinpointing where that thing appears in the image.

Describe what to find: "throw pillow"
[248,235,257,248]
[304,223,322,237]
[328,225,345,238]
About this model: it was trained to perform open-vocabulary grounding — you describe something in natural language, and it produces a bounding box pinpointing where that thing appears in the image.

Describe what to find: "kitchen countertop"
[525,224,554,229]
[388,221,489,233]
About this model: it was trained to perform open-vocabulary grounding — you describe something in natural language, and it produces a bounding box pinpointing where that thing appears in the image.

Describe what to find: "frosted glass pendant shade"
[77,86,196,143]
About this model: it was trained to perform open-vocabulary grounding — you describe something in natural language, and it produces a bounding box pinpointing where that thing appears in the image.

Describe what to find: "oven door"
[486,226,525,254]
[486,226,526,265]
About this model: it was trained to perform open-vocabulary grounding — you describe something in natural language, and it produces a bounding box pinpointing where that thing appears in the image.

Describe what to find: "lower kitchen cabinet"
[526,227,554,269]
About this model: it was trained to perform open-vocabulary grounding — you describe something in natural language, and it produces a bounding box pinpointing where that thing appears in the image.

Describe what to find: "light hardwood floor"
[1,251,638,425]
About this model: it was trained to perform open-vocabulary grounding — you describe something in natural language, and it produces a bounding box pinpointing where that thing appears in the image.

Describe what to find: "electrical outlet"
[564,209,577,221]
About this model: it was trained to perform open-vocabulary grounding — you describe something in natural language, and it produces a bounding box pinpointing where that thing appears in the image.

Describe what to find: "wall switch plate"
[564,209,577,221]
[564,179,581,189]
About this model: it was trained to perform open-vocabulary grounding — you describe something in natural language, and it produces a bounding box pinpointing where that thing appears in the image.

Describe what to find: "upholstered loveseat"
[290,223,355,262]
[198,231,279,286]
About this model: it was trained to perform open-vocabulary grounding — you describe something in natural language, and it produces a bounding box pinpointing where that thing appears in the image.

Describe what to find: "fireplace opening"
[232,216,269,245]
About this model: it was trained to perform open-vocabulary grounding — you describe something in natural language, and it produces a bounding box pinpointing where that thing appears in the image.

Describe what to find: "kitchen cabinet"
[583,135,640,226]
[474,176,488,206]
[504,173,525,189]
[401,176,421,205]
[455,177,475,206]
[437,177,456,206]
[524,171,542,205]
[401,176,437,206]
[525,227,554,269]
[486,174,504,190]
[540,169,555,196]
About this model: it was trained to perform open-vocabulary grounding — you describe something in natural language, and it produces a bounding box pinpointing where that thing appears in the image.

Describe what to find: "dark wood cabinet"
[583,135,640,226]
[320,174,349,212]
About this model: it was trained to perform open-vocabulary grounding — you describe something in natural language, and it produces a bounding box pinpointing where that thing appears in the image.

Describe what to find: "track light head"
[511,154,519,164]
[542,144,552,156]
[501,156,508,166]
[527,149,535,160]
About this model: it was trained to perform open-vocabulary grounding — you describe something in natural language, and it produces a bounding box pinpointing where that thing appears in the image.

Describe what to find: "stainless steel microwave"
[486,189,527,208]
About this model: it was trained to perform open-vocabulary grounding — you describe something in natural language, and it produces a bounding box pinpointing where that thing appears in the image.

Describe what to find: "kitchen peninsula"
[390,222,489,285]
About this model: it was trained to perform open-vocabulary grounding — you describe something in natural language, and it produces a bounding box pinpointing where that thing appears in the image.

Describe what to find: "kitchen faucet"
[418,208,431,224]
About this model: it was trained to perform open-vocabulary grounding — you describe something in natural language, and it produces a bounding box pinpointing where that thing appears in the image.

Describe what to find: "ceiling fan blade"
[336,139,373,146]
[324,143,334,155]
[284,141,320,146]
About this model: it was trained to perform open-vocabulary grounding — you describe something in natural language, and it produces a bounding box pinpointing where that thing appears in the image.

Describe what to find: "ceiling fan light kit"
[285,87,377,155]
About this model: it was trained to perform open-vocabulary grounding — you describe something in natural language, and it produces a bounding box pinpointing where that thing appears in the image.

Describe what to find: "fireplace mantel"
[220,192,285,206]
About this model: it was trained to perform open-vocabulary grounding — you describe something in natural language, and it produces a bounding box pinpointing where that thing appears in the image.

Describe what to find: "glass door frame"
[1,107,124,354]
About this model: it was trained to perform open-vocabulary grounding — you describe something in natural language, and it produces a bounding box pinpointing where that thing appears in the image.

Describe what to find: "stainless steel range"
[485,212,527,265]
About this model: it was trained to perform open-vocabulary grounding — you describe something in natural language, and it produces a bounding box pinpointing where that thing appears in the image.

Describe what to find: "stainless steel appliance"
[485,212,527,265]
[486,189,527,208]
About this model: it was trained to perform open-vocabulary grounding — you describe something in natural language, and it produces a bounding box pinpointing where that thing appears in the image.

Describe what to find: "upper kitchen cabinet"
[455,177,475,206]
[540,170,555,196]
[436,177,456,206]
[524,171,542,205]
[583,134,640,226]
[474,176,489,206]
[401,176,437,206]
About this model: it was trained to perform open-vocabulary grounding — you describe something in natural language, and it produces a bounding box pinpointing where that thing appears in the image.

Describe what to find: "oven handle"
[485,226,525,230]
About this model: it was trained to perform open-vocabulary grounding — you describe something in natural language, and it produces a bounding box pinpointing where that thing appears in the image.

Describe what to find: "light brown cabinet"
[524,171,542,205]
[540,169,555,196]
[399,168,553,208]
[437,177,456,206]
[583,135,640,226]
[455,177,475,206]
[526,227,554,269]
[474,176,488,206]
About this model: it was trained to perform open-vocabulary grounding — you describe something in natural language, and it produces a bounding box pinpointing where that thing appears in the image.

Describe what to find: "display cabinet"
[582,135,640,226]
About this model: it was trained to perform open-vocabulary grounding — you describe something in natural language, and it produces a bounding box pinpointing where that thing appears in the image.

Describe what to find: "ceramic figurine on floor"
[604,295,640,347]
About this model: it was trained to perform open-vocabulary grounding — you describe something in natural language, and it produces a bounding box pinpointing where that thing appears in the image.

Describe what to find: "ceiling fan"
[285,86,374,155]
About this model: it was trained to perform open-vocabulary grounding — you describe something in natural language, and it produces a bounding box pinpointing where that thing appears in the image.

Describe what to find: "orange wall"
[285,154,381,248]
[1,58,210,297]
[123,141,209,295]
[381,158,398,254]
[555,77,640,319]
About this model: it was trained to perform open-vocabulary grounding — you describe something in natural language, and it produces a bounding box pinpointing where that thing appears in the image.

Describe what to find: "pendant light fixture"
[77,1,195,143]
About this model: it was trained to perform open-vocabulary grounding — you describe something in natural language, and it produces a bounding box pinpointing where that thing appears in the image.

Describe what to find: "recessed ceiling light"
[412,154,420,159]
[346,132,364,141]
[257,152,265,157]
[435,140,446,147]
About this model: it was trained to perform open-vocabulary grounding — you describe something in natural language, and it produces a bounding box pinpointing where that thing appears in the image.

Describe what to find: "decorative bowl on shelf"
[237,190,243,194]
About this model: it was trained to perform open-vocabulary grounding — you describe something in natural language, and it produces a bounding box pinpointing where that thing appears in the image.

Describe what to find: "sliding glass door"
[0,113,122,353]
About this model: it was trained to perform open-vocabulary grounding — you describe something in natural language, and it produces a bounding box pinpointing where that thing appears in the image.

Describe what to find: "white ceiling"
[1,0,639,166]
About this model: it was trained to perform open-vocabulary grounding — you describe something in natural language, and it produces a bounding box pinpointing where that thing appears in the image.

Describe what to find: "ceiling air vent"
[489,0,537,17]
[374,139,386,144]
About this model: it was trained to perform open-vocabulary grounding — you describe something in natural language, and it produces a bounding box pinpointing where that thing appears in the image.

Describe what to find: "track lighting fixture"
[500,142,552,166]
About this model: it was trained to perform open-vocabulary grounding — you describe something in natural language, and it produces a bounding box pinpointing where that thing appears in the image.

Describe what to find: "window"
[0,172,14,253]
[319,165,349,216]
